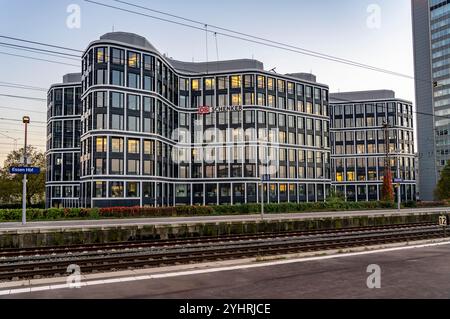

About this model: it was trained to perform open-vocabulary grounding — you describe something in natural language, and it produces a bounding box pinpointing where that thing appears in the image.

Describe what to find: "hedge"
[0,200,430,222]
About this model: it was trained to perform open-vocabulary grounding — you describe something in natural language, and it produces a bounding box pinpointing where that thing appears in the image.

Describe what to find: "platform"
[0,207,447,233]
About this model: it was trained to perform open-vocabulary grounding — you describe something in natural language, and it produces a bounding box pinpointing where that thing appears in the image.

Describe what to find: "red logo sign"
[198,106,211,114]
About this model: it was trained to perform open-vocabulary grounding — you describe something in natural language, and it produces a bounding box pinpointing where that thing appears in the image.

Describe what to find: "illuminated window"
[231,93,241,106]
[128,139,140,154]
[111,138,123,153]
[96,137,106,152]
[191,79,200,91]
[204,78,215,90]
[231,75,241,89]
[110,181,124,197]
[336,172,344,182]
[96,47,107,63]
[277,80,285,93]
[257,75,265,89]
[144,140,153,155]
[347,171,355,181]
[128,51,140,68]
[267,78,275,91]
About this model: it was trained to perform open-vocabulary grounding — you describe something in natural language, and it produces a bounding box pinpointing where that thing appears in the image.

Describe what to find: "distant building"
[45,73,82,208]
[330,90,417,201]
[412,0,450,200]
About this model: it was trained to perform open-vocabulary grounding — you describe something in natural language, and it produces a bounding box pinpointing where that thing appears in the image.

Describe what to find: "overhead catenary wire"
[0,51,80,68]
[0,106,46,114]
[107,0,417,81]
[0,43,81,61]
[0,93,46,102]
[0,35,83,53]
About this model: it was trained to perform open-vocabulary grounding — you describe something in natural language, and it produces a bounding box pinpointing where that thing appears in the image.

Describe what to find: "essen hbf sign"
[198,105,243,114]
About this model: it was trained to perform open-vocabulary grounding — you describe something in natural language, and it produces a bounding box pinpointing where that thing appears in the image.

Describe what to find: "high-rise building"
[412,0,450,200]
[330,90,417,202]
[45,73,82,208]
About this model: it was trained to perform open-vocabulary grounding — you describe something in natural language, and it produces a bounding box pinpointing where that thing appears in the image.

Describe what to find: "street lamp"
[22,116,30,226]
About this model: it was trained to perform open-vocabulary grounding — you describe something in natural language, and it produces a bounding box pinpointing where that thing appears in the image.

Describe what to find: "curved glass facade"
[78,33,332,208]
[45,75,82,208]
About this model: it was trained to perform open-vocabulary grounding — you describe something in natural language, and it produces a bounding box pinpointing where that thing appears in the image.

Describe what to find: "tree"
[0,146,45,205]
[435,160,450,200]
[381,169,394,202]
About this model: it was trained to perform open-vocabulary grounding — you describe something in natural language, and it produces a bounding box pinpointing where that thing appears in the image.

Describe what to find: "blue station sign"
[9,167,41,174]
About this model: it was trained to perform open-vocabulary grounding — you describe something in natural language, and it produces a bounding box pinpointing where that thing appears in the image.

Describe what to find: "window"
[127,160,140,175]
[111,114,123,130]
[96,137,106,152]
[257,75,265,89]
[96,47,108,63]
[143,97,153,112]
[191,79,200,91]
[231,93,242,106]
[277,80,285,93]
[143,55,153,70]
[218,77,227,90]
[267,78,275,91]
[111,48,124,65]
[231,75,241,88]
[128,73,140,89]
[127,182,139,197]
[110,181,124,197]
[96,69,107,84]
[96,113,106,129]
[144,76,153,91]
[111,138,124,153]
[128,139,140,154]
[111,92,124,108]
[127,94,140,111]
[128,51,140,68]
[111,70,124,86]
[95,182,106,197]
[244,75,254,88]
[244,92,255,105]
[205,78,215,90]
[94,91,106,108]
[144,140,153,155]
[128,116,140,132]
[110,160,124,175]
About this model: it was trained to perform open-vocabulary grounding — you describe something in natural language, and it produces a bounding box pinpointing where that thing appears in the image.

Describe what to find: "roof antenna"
[269,67,277,73]
[214,32,220,72]
[112,25,115,32]
[205,24,209,74]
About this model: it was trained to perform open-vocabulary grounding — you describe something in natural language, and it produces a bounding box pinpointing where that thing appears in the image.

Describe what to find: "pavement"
[2,240,450,299]
[0,207,448,232]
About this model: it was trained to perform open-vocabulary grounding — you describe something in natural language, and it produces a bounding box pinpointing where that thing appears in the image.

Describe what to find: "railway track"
[0,222,434,258]
[0,223,446,281]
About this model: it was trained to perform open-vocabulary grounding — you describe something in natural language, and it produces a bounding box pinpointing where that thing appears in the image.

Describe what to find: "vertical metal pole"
[22,122,28,226]
[397,155,401,211]
[261,181,264,221]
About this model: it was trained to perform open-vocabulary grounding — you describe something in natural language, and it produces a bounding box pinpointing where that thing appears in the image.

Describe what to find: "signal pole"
[22,116,30,226]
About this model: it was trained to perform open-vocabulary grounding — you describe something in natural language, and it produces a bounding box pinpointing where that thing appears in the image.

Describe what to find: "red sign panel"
[198,106,211,114]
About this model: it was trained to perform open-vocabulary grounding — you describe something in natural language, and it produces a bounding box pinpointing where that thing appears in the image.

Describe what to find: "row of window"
[89,181,330,202]
[332,103,413,116]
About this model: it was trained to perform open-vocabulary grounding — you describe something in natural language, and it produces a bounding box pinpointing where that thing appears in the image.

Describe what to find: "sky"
[0,0,414,167]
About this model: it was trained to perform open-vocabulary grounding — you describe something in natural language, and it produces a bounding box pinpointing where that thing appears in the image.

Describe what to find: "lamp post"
[22,116,30,226]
